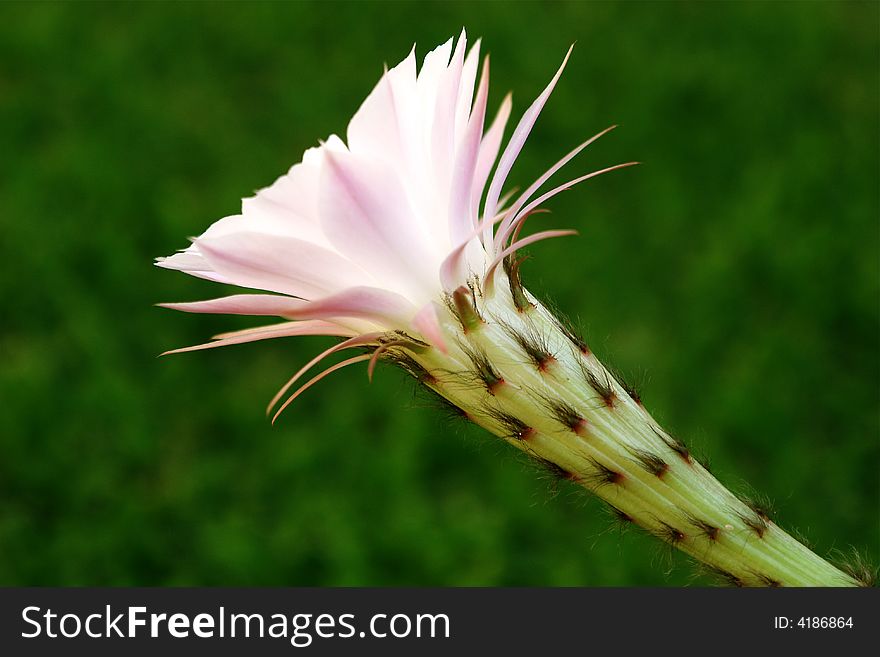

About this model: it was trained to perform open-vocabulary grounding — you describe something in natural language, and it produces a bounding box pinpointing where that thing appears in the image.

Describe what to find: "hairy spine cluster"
[381,261,859,587]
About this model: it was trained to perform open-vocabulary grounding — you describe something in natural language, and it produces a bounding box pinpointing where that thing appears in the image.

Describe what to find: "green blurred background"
[0,1,876,586]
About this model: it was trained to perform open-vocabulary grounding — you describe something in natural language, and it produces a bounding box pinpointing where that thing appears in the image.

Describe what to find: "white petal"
[412,301,448,353]
[319,149,439,301]
[347,71,405,167]
[155,249,231,284]
[196,231,371,299]
[158,294,304,316]
[448,55,490,246]
[417,37,454,131]
[240,138,347,250]
[430,32,466,187]
[474,93,512,245]
[454,35,480,146]
[161,320,355,355]
[280,286,417,327]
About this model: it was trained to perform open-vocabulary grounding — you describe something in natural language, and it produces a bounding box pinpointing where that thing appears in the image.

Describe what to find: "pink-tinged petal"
[280,286,417,326]
[266,332,386,416]
[272,354,372,424]
[201,208,305,242]
[383,47,419,166]
[417,37,454,117]
[412,301,447,353]
[160,320,355,356]
[448,55,490,246]
[158,294,304,316]
[196,232,369,299]
[243,160,321,229]
[494,125,617,250]
[212,320,355,340]
[240,195,329,249]
[438,241,471,292]
[483,229,578,295]
[483,46,573,226]
[240,138,347,249]
[319,150,437,299]
[430,31,467,189]
[454,37,481,145]
[439,208,507,291]
[367,338,412,382]
[402,37,455,246]
[157,212,289,283]
[155,249,206,272]
[154,250,232,284]
[474,93,512,245]
[506,208,552,247]
[347,69,405,166]
[496,186,519,212]
[507,162,640,245]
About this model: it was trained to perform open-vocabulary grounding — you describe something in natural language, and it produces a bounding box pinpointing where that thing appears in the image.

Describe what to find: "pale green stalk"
[386,267,858,587]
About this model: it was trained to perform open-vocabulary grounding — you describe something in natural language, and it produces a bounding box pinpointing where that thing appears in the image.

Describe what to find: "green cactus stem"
[380,264,859,587]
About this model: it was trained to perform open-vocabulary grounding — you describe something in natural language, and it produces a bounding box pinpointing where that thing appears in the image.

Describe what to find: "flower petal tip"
[413,303,448,354]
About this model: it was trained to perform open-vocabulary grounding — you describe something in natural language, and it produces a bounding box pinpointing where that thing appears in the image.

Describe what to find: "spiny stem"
[386,269,860,587]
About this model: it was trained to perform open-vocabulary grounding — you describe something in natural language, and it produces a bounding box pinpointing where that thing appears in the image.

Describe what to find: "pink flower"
[154,34,865,588]
[157,30,631,419]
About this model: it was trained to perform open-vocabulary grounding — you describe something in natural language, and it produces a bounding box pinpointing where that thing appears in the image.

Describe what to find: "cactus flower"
[157,31,866,587]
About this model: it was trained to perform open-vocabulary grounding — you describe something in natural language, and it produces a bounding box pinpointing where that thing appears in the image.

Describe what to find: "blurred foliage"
[0,1,876,586]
